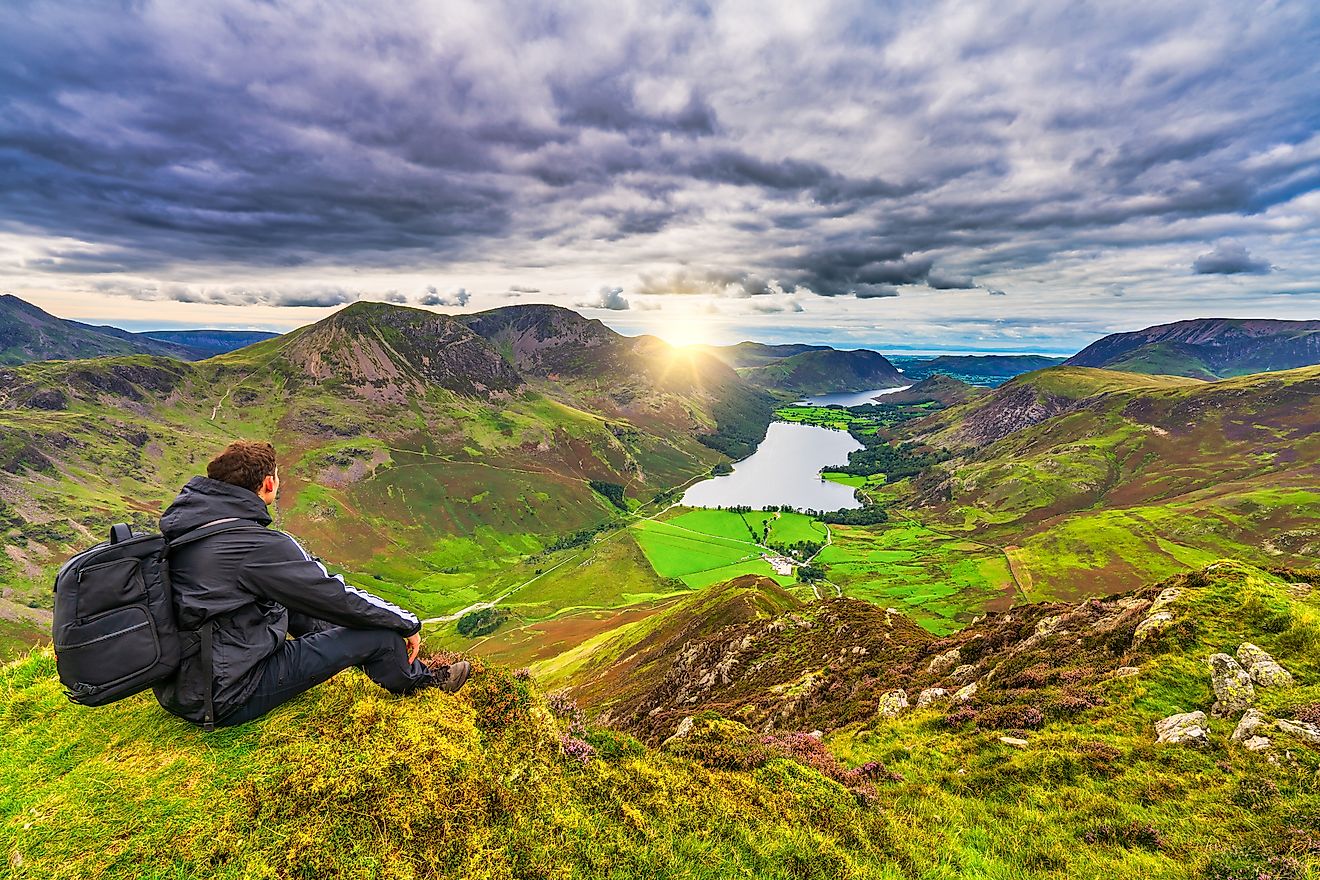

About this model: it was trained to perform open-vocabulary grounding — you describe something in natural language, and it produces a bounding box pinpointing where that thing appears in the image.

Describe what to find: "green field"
[816,520,1016,634]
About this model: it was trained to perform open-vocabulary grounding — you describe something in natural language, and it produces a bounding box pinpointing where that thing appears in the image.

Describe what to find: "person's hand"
[405,631,421,663]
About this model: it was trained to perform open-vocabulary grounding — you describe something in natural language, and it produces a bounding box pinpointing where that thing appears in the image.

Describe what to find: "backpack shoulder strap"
[166,518,268,550]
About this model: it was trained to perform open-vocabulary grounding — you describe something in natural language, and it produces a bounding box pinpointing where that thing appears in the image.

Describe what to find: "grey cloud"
[581,286,630,310]
[986,288,1008,296]
[1192,242,1273,275]
[508,285,541,294]
[854,285,900,300]
[926,270,977,290]
[91,280,364,307]
[0,0,1315,325]
[420,286,472,307]
[635,268,777,298]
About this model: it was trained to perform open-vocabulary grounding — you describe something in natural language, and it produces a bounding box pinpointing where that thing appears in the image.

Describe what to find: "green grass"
[0,651,904,879]
[816,521,1015,634]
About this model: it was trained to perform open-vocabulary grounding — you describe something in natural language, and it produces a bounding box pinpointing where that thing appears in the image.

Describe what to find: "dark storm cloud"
[1192,242,1274,275]
[0,0,1317,311]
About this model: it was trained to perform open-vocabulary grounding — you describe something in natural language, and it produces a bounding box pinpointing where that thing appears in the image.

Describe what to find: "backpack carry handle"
[109,524,134,544]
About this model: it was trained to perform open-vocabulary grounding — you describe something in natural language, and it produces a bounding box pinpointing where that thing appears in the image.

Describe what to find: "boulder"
[1208,653,1254,717]
[916,687,949,708]
[953,682,978,703]
[927,648,962,675]
[1231,709,1266,743]
[999,736,1028,749]
[950,663,978,681]
[1155,711,1209,747]
[1236,643,1294,688]
[662,716,696,746]
[877,689,909,719]
[1148,587,1182,615]
[1243,736,1271,752]
[1133,612,1174,643]
[1275,719,1320,746]
[1113,666,1141,679]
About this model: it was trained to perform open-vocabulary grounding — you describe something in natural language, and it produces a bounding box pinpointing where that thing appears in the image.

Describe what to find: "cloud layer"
[0,0,1317,347]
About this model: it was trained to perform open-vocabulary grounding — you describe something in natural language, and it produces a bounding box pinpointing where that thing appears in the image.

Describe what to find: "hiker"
[153,440,469,728]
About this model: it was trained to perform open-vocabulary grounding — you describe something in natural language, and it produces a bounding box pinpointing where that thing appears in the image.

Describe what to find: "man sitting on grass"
[154,440,469,728]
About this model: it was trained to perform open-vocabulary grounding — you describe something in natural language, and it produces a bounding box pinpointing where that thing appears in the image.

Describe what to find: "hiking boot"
[426,659,471,694]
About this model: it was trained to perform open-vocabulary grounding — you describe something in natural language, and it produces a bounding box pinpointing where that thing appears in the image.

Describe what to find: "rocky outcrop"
[1209,653,1254,717]
[916,688,949,708]
[1155,711,1209,747]
[1275,719,1320,747]
[1132,613,1173,643]
[1231,709,1270,751]
[953,682,978,703]
[927,648,961,675]
[877,690,909,719]
[1236,643,1294,688]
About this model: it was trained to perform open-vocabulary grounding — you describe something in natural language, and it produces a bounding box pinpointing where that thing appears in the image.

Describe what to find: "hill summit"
[1065,317,1320,379]
[4,562,1320,878]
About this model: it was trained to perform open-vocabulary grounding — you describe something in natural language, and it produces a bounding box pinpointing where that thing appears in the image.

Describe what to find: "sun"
[654,316,712,348]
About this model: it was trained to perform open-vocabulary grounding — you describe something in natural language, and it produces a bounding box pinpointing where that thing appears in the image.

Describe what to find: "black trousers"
[217,618,431,727]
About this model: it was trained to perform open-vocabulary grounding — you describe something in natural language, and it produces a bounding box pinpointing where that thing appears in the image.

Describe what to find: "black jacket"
[153,476,420,724]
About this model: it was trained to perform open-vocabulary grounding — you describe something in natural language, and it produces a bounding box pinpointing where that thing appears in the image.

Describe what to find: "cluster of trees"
[543,519,619,553]
[456,607,508,638]
[588,480,628,511]
[767,540,823,561]
[835,438,951,483]
[797,564,826,583]
[817,505,890,526]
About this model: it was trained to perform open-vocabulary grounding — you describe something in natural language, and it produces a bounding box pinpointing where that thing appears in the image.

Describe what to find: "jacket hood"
[160,476,273,540]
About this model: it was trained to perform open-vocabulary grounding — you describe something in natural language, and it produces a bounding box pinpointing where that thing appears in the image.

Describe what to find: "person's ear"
[264,474,277,495]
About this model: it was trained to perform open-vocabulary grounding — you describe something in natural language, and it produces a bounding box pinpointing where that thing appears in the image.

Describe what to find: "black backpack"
[52,520,253,729]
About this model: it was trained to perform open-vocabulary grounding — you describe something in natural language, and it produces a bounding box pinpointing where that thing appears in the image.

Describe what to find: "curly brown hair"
[207,440,278,493]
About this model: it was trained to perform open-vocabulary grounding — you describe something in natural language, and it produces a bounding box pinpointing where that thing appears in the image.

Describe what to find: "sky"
[1,0,1318,354]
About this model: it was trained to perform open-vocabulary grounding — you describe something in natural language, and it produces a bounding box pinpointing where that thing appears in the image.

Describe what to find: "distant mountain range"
[701,341,906,395]
[1064,317,1320,380]
[0,293,277,363]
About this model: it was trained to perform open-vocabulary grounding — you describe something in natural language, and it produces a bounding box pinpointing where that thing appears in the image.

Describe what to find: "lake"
[795,384,912,407]
[680,421,863,511]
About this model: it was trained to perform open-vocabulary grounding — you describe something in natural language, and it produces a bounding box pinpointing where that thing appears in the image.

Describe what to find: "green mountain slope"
[899,365,1320,600]
[0,302,774,630]
[0,294,188,363]
[1065,318,1320,379]
[6,562,1320,878]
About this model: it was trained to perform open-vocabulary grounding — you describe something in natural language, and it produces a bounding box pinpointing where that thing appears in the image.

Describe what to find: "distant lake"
[795,384,912,407]
[681,422,863,511]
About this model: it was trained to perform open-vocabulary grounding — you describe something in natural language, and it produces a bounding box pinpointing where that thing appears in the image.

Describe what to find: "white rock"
[1276,719,1320,746]
[1208,653,1255,717]
[1243,736,1272,752]
[1113,666,1141,678]
[951,663,978,680]
[999,736,1028,749]
[662,716,695,746]
[1155,710,1209,747]
[953,682,978,703]
[928,648,962,675]
[1149,587,1182,615]
[1231,709,1266,743]
[1133,612,1174,643]
[1236,643,1294,688]
[916,687,949,707]
[877,689,909,719]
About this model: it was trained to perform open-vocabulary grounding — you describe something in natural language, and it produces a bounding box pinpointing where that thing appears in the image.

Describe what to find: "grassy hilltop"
[5,562,1320,878]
